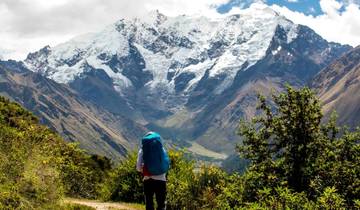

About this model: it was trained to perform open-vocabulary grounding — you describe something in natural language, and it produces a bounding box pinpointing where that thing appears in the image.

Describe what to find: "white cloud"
[272,0,360,47]
[287,0,299,3]
[0,0,229,60]
[144,0,229,17]
[1,0,359,60]
[0,48,7,60]
[320,0,343,16]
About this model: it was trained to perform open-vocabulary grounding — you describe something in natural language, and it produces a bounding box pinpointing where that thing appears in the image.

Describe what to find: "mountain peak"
[20,5,351,156]
[24,4,349,101]
[25,6,299,90]
[145,9,168,25]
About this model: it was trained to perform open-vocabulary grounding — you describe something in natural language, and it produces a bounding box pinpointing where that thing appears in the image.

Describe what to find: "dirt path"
[65,198,142,210]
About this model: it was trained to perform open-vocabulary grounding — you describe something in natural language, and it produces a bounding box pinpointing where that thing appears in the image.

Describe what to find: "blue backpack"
[142,132,170,175]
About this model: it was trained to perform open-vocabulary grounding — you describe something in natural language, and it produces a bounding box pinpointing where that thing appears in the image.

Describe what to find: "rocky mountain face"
[312,46,360,128]
[0,60,146,160]
[23,4,351,158]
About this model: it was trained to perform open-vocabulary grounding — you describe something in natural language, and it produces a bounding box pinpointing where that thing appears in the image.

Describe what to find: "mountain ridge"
[312,46,360,128]
[0,60,147,160]
[22,5,352,156]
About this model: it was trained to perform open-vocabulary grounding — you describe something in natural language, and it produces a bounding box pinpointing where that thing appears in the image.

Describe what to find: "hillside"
[0,60,146,160]
[0,82,358,209]
[312,46,360,128]
[0,95,114,209]
[23,4,351,156]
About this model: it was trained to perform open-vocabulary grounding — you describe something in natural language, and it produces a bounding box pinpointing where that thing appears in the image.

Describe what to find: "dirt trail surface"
[65,198,142,210]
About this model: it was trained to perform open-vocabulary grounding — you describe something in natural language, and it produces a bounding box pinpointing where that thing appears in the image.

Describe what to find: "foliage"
[99,151,143,203]
[104,85,359,210]
[213,173,245,209]
[0,96,110,208]
[237,86,360,209]
[101,149,229,209]
[238,86,323,193]
[106,86,359,209]
[2,85,359,210]
[58,144,112,198]
[316,187,346,210]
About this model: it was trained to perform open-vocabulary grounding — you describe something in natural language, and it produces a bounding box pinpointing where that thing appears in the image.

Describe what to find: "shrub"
[0,96,110,208]
[99,151,143,203]
[317,187,346,210]
[58,143,112,199]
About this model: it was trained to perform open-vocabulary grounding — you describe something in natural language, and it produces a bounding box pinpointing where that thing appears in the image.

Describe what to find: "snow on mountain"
[22,3,351,156]
[24,3,298,97]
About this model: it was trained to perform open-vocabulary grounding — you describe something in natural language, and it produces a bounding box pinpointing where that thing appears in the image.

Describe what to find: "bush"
[58,144,112,199]
[99,151,143,203]
[166,150,196,209]
[0,96,110,208]
[214,173,245,209]
[317,187,346,210]
[4,85,355,209]
[102,149,236,210]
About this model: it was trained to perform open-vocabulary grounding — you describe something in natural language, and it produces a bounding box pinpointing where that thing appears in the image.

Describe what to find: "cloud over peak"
[272,0,360,47]
[0,0,359,60]
[0,0,228,59]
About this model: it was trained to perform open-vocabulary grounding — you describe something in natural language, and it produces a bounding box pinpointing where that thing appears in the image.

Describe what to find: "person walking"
[136,132,170,210]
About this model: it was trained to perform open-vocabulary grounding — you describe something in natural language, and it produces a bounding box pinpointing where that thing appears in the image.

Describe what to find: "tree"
[239,86,324,192]
[237,86,360,207]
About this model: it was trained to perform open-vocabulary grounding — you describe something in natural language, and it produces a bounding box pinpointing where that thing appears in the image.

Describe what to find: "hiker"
[136,132,170,210]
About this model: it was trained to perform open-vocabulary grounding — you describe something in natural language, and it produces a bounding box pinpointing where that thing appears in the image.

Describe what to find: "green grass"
[160,108,192,128]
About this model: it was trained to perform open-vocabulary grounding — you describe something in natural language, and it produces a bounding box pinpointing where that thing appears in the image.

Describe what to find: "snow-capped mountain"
[25,4,297,103]
[24,4,351,157]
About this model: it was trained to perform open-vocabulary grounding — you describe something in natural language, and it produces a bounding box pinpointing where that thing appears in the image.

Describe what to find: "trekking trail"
[65,198,143,210]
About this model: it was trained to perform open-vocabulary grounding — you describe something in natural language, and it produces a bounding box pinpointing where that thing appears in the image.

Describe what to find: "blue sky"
[260,0,322,15]
[217,0,352,15]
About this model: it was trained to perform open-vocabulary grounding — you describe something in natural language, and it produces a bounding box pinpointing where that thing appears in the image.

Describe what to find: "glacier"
[25,4,299,97]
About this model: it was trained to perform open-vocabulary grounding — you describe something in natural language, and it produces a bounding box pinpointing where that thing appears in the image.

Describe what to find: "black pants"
[144,179,166,210]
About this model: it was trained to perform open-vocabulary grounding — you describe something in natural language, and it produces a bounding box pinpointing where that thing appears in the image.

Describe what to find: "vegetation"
[1,85,359,209]
[236,86,359,208]
[102,86,359,209]
[0,96,111,209]
[99,151,143,202]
